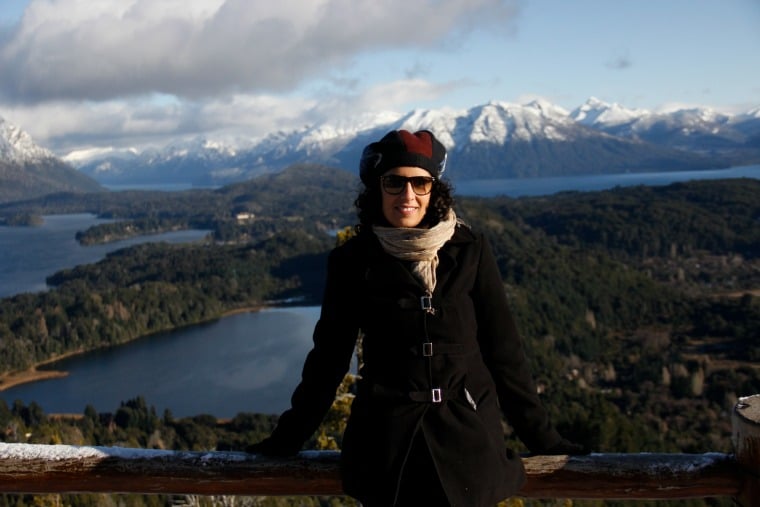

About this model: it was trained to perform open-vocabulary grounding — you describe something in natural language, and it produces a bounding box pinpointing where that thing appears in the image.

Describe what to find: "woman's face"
[380,166,432,228]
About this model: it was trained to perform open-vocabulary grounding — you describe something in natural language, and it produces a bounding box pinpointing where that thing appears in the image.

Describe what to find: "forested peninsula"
[0,167,758,507]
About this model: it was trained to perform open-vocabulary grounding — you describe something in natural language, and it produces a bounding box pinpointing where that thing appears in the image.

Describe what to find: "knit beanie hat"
[359,129,447,185]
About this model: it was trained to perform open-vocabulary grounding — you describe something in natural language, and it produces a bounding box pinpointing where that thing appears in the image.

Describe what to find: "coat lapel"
[434,225,472,295]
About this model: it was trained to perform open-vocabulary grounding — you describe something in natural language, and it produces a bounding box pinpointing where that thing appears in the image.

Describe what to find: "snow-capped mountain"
[570,97,650,130]
[6,98,756,189]
[732,107,760,141]
[75,98,751,186]
[0,115,103,204]
[0,116,56,164]
[571,97,760,157]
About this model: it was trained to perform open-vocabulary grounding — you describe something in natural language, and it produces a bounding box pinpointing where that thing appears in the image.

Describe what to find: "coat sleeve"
[472,234,563,453]
[254,245,361,455]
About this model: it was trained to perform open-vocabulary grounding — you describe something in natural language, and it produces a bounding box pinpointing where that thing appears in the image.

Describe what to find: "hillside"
[0,116,103,204]
[0,159,104,204]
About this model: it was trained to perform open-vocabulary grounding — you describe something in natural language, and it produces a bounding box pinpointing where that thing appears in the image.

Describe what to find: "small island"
[0,213,44,226]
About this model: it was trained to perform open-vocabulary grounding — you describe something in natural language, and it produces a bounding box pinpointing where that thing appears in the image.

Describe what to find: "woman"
[248,129,583,506]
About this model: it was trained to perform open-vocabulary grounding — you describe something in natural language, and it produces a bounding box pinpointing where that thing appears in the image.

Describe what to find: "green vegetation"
[0,163,357,244]
[0,231,333,375]
[454,181,760,462]
[0,165,351,374]
[0,169,758,507]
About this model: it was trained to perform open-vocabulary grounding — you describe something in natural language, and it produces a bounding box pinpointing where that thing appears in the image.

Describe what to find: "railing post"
[733,394,760,507]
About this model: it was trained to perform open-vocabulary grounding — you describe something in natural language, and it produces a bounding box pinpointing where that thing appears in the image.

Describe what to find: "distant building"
[235,212,255,222]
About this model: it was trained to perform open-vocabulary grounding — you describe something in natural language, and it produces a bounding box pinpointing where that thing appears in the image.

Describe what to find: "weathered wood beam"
[2,396,757,502]
[520,452,740,500]
[733,394,760,507]
[0,444,742,500]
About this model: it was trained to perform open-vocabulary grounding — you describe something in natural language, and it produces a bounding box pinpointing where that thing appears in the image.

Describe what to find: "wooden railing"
[1,395,758,506]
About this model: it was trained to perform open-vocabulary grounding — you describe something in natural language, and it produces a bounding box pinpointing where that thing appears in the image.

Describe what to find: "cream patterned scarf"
[373,209,458,294]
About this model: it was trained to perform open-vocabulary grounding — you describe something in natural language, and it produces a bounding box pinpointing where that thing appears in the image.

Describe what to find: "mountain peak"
[737,106,760,121]
[524,98,570,117]
[0,115,103,204]
[0,115,55,164]
[571,97,649,127]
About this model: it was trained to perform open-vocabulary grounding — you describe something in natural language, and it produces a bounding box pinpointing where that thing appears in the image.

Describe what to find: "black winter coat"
[261,224,563,506]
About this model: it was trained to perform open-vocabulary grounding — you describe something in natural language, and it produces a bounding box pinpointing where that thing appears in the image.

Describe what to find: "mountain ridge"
[70,98,759,185]
[2,98,759,192]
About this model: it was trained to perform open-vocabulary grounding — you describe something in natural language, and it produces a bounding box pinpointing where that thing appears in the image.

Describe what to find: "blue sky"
[0,0,758,157]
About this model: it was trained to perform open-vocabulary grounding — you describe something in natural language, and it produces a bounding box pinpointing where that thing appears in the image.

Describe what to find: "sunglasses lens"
[411,177,433,195]
[382,175,406,194]
[381,175,434,195]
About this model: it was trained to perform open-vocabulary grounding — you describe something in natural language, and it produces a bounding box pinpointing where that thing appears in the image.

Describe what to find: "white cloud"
[3,93,314,153]
[4,75,463,154]
[0,0,519,155]
[351,79,461,112]
[0,0,518,102]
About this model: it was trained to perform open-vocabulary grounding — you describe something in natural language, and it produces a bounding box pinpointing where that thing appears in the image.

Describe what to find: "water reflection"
[1,307,325,418]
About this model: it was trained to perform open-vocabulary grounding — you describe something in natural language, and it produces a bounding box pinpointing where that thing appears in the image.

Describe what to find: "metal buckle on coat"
[410,342,468,357]
[367,383,446,404]
[420,295,435,314]
[408,388,448,403]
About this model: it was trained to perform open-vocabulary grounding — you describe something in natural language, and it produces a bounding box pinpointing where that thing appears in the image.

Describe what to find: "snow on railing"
[0,395,758,505]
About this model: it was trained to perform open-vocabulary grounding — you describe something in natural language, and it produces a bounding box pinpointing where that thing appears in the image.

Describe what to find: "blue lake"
[453,164,760,197]
[3,307,324,418]
[0,213,209,298]
[0,166,758,417]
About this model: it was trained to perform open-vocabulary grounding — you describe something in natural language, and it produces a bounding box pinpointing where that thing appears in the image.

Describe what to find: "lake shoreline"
[0,369,70,392]
[0,305,267,393]
[0,351,81,392]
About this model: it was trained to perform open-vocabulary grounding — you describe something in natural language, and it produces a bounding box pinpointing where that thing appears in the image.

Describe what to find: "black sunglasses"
[380,175,436,196]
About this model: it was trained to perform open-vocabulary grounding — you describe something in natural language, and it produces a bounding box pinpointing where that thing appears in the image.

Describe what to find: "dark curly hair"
[354,177,455,229]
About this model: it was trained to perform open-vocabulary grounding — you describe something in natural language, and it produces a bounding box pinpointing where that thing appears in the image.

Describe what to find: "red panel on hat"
[398,130,433,158]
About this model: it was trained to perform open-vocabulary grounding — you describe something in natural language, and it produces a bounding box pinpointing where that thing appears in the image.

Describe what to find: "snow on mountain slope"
[0,116,56,164]
[0,115,103,203]
[571,97,649,128]
[7,97,759,187]
[569,98,757,155]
